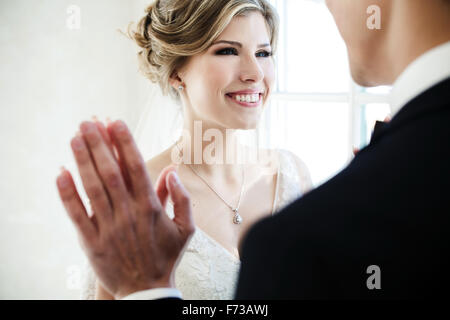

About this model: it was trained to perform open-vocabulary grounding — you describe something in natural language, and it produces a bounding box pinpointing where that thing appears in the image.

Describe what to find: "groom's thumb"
[166,171,195,238]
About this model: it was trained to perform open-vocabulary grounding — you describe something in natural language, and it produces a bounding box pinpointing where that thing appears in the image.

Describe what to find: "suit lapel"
[369,121,389,144]
[367,77,450,146]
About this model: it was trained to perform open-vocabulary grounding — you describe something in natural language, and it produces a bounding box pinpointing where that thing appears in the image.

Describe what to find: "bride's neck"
[173,120,248,183]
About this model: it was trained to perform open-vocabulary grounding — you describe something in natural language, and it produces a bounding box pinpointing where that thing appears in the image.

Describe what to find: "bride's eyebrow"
[210,40,271,49]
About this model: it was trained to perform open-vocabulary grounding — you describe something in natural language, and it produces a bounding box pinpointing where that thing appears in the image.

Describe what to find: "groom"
[58,0,450,299]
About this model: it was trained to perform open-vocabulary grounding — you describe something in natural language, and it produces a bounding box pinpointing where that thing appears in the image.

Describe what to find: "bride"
[81,0,313,300]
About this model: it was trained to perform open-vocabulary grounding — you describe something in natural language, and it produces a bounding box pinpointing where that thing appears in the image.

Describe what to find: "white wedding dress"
[80,149,312,300]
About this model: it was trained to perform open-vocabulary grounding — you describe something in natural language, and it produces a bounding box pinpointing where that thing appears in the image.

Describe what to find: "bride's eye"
[216,47,238,55]
[256,50,272,58]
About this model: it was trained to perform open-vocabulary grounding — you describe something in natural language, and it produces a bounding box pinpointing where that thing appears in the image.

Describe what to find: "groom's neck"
[384,0,450,84]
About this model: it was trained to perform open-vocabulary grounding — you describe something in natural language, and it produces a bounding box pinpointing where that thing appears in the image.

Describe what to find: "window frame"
[269,0,391,159]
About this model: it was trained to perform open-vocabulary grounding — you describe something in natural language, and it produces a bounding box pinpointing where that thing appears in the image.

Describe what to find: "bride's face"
[178,11,275,130]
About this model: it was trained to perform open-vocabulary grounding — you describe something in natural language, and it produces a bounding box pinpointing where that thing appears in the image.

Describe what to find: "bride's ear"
[169,70,184,91]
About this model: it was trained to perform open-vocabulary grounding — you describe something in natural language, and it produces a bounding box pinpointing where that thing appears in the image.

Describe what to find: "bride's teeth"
[232,93,260,103]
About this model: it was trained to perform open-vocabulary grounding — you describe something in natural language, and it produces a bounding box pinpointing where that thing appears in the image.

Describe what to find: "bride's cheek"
[263,63,276,87]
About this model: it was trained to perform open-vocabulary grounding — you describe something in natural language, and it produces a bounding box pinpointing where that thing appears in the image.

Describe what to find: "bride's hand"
[56,118,195,299]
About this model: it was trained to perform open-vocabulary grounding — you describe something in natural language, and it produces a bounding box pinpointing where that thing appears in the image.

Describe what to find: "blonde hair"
[127,0,279,100]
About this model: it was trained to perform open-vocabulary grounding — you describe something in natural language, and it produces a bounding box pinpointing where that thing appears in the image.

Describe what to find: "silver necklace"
[175,143,244,224]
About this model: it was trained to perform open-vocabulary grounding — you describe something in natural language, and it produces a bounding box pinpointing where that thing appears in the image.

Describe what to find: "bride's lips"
[225,90,264,108]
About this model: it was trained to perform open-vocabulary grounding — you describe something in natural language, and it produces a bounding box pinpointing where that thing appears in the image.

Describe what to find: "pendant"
[232,208,242,224]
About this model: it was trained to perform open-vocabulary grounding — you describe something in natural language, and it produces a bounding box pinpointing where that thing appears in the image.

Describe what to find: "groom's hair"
[125,0,279,101]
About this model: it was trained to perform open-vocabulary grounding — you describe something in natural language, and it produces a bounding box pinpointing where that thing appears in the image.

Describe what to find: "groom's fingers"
[166,171,195,238]
[71,130,115,226]
[107,120,161,215]
[93,117,116,160]
[96,118,133,193]
[155,165,178,209]
[57,168,97,245]
[79,121,130,218]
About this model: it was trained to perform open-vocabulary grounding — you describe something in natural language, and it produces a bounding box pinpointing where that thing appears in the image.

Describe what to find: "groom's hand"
[56,119,195,299]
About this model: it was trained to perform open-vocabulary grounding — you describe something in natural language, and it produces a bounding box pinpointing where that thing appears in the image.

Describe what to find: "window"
[267,0,391,186]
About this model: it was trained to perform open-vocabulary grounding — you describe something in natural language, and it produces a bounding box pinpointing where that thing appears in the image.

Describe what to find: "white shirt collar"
[390,41,450,117]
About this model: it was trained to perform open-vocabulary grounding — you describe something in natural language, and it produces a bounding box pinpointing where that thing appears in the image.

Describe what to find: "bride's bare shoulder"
[144,147,175,184]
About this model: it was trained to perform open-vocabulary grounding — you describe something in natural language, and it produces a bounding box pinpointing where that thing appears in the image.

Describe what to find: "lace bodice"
[80,149,312,300]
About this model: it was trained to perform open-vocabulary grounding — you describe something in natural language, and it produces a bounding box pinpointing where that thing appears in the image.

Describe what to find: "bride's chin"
[239,122,259,130]
[216,108,263,129]
[227,112,263,130]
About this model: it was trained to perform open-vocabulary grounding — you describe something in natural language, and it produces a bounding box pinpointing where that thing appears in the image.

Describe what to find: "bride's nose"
[239,55,264,83]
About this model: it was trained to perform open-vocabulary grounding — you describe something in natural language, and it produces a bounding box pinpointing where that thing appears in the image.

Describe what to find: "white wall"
[0,0,154,299]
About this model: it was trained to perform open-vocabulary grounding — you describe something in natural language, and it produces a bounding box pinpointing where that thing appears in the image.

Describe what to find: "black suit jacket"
[235,78,450,299]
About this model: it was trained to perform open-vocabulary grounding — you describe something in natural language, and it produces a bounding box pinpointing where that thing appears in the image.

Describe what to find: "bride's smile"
[225,89,265,108]
[175,11,275,130]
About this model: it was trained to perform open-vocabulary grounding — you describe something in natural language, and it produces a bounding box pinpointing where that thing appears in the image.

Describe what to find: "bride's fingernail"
[76,130,82,138]
[106,117,112,125]
[92,115,99,122]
